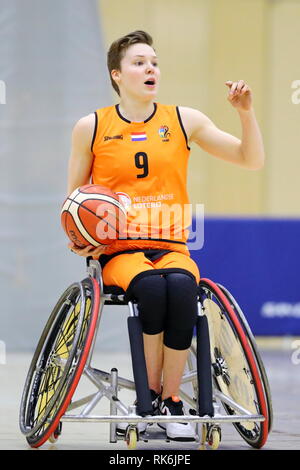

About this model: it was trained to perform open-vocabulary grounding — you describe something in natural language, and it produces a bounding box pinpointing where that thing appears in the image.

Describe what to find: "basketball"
[61,184,127,248]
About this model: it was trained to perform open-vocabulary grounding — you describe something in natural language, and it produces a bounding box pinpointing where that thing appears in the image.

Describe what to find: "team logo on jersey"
[158,125,170,142]
[115,192,132,211]
[131,132,147,142]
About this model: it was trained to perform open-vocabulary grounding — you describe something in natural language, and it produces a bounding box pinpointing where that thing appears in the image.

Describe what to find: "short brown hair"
[107,30,153,96]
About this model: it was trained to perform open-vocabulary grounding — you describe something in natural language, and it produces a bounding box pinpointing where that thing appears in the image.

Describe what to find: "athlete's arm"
[67,113,95,195]
[67,113,106,257]
[179,80,265,170]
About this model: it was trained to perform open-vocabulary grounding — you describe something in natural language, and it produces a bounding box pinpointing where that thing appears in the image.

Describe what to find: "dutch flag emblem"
[131,132,147,141]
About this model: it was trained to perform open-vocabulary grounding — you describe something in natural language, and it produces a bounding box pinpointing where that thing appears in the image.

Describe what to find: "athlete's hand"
[225,80,252,111]
[68,242,107,258]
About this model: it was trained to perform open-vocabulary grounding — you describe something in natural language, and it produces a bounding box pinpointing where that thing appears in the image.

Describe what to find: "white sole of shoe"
[157,423,196,441]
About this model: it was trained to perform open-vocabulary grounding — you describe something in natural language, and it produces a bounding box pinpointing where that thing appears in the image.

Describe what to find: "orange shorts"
[102,251,200,291]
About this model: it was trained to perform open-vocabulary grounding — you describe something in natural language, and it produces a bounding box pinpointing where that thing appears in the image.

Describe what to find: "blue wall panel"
[190,217,300,336]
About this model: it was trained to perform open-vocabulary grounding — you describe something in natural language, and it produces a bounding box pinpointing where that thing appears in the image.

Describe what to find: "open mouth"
[144,79,155,86]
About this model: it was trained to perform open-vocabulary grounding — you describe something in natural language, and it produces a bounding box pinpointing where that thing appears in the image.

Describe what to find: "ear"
[111,69,121,86]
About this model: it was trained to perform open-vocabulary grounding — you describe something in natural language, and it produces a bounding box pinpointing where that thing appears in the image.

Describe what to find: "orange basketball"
[61,184,127,248]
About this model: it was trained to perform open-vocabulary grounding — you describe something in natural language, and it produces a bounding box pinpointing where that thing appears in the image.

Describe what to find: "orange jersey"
[91,103,191,255]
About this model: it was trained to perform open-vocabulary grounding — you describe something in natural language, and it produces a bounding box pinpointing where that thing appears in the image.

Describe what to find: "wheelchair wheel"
[19,277,100,448]
[199,278,272,449]
[216,282,273,433]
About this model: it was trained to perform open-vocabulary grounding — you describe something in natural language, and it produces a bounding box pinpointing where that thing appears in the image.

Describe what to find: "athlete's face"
[113,43,160,100]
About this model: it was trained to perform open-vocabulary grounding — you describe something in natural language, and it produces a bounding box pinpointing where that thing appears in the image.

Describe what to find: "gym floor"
[1,339,299,451]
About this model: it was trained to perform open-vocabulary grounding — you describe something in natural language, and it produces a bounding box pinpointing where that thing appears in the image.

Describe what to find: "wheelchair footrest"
[60,414,265,424]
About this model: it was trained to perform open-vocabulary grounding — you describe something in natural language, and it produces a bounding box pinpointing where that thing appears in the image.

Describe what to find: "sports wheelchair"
[19,257,273,450]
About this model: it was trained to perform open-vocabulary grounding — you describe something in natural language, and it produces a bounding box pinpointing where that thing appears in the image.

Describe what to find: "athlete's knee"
[166,272,198,329]
[163,272,198,350]
[163,327,194,350]
[130,274,167,335]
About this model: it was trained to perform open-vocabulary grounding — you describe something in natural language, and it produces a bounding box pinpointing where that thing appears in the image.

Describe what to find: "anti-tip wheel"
[48,422,62,444]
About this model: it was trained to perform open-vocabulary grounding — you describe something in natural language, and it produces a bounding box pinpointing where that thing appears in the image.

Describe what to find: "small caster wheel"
[199,424,207,450]
[207,426,221,450]
[48,422,62,444]
[125,426,138,450]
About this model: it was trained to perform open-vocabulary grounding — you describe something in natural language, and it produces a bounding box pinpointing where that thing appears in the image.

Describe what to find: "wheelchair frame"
[20,258,272,450]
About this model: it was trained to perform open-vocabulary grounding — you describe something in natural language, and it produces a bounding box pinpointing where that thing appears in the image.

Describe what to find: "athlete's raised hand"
[225,80,252,111]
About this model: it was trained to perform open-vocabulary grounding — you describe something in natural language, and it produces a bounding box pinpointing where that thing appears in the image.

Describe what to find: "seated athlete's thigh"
[153,251,200,350]
[153,251,200,283]
[102,252,154,291]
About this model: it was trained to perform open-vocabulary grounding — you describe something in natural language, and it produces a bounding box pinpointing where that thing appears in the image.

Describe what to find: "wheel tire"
[19,277,100,448]
[199,278,271,449]
[216,282,273,433]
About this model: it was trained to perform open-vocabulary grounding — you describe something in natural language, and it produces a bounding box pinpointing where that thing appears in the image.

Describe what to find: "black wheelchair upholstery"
[103,284,128,305]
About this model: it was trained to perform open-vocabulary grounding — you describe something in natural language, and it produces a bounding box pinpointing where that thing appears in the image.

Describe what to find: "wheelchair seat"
[102,276,203,305]
[103,285,125,296]
[103,284,128,305]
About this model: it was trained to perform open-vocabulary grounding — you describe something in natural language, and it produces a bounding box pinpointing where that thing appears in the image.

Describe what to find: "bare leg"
[143,335,189,399]
[161,346,189,400]
[143,332,164,394]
